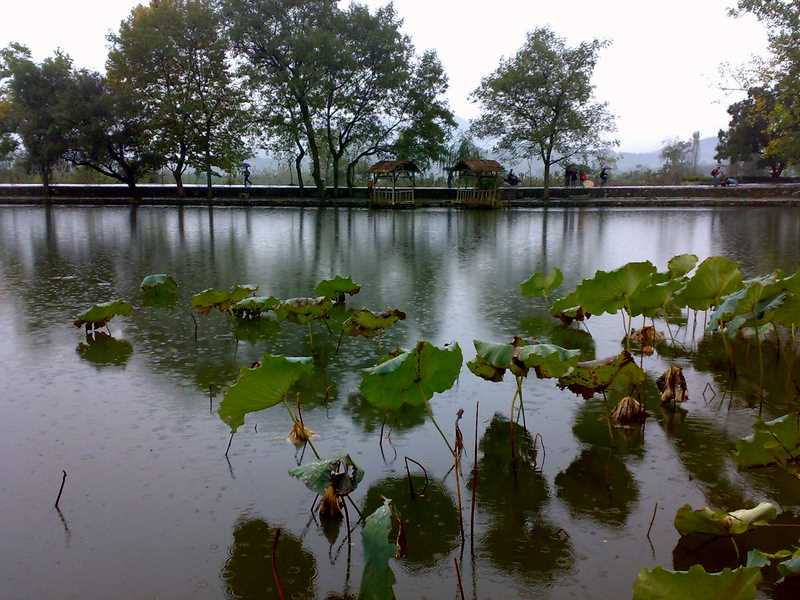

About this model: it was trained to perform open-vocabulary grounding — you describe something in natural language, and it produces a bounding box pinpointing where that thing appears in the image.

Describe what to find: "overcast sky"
[0,0,769,152]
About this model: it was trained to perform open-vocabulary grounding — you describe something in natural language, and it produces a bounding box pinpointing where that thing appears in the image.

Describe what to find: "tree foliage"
[471,27,616,198]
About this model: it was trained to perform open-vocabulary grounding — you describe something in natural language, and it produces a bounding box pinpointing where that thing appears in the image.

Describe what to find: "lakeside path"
[1,183,799,208]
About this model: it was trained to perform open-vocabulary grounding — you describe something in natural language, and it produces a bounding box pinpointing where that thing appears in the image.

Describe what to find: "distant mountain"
[614,136,720,173]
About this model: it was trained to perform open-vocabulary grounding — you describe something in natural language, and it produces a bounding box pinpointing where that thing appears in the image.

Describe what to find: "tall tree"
[62,70,161,196]
[731,1,800,170]
[660,137,693,182]
[716,86,786,177]
[224,0,337,194]
[0,44,73,194]
[471,27,616,199]
[107,0,250,197]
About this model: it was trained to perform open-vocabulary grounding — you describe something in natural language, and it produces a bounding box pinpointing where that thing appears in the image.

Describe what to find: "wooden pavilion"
[368,160,419,207]
[452,160,504,207]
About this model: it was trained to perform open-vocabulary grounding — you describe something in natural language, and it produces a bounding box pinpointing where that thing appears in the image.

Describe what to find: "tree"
[0,44,74,194]
[0,96,17,163]
[62,70,161,196]
[716,86,786,177]
[731,1,800,170]
[224,0,338,194]
[471,27,616,199]
[107,0,250,197]
[660,137,693,182]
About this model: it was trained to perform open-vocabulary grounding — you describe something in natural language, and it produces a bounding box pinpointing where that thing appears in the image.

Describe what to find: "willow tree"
[107,0,250,196]
[471,27,616,198]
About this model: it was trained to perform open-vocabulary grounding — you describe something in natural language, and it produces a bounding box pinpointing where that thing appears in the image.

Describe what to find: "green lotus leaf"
[673,256,743,311]
[734,413,800,469]
[667,254,699,278]
[359,498,397,600]
[288,454,363,496]
[516,343,581,378]
[674,502,778,537]
[778,552,800,582]
[628,277,685,318]
[140,273,178,294]
[771,293,800,328]
[314,276,362,302]
[344,308,406,337]
[550,290,590,324]
[218,354,313,432]
[745,548,774,568]
[632,564,761,600]
[557,351,643,400]
[708,273,786,333]
[276,297,333,324]
[520,268,563,298]
[466,354,506,382]
[360,341,462,410]
[230,296,281,319]
[192,284,258,314]
[574,261,657,316]
[73,299,134,328]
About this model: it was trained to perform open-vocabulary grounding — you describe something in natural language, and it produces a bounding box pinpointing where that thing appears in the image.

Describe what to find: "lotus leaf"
[218,354,313,432]
[73,299,134,328]
[674,502,778,536]
[360,341,462,410]
[550,290,590,324]
[230,296,281,319]
[288,454,363,496]
[520,268,563,298]
[778,552,800,582]
[557,351,644,400]
[467,338,580,382]
[314,276,362,303]
[192,284,257,314]
[574,261,657,316]
[632,564,761,600]
[276,297,333,324]
[140,273,177,294]
[708,273,786,334]
[359,498,397,600]
[628,278,685,318]
[770,293,800,328]
[745,548,800,583]
[667,254,699,278]
[734,413,800,469]
[674,256,743,311]
[344,308,406,337]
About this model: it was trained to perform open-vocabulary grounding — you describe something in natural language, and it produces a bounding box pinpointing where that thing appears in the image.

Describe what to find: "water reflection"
[76,333,133,367]
[473,414,574,583]
[555,448,639,528]
[362,476,459,570]
[222,518,317,600]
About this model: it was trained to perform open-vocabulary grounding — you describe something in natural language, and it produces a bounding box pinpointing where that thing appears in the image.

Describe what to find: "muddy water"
[1,205,799,599]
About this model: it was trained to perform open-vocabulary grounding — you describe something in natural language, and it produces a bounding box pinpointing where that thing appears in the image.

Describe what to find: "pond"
[0,205,799,600]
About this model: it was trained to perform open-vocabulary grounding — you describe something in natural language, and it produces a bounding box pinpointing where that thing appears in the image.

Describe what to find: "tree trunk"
[126,179,139,200]
[542,162,551,200]
[332,153,341,191]
[294,152,306,190]
[173,169,185,197]
[298,101,325,197]
[41,164,51,198]
[346,161,356,191]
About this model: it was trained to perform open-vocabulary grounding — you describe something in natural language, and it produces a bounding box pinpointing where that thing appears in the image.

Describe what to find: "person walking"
[599,166,609,186]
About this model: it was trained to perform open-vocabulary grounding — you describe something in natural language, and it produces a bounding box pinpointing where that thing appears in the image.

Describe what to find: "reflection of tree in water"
[222,518,316,600]
[76,333,133,367]
[473,414,573,583]
[555,448,639,528]
[343,393,426,435]
[362,476,460,570]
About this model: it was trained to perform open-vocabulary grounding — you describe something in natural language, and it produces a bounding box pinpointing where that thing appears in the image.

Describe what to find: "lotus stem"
[225,431,235,457]
[343,498,352,548]
[646,502,658,540]
[272,528,286,600]
[428,412,455,457]
[54,469,67,509]
[470,401,479,557]
[454,413,466,551]
[404,457,429,498]
[755,319,764,415]
[454,558,466,600]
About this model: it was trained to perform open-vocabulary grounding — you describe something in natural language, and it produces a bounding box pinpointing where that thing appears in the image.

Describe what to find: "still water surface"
[1,205,799,599]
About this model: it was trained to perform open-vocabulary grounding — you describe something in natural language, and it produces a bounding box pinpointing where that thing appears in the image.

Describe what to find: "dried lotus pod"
[656,365,688,404]
[611,396,647,426]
